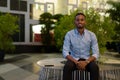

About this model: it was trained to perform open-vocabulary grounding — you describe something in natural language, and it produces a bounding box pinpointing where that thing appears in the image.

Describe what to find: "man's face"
[74,15,86,29]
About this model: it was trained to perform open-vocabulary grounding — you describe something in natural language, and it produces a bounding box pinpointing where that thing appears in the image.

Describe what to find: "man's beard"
[77,24,84,29]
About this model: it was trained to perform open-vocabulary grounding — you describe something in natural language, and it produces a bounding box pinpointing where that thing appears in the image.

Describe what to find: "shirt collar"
[74,28,86,35]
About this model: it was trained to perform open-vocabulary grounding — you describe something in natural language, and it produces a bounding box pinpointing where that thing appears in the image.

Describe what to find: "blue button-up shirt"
[62,28,99,60]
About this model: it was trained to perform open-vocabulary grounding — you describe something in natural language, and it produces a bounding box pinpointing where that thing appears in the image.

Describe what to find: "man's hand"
[76,61,88,70]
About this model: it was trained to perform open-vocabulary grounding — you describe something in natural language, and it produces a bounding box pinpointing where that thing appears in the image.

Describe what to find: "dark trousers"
[63,59,99,80]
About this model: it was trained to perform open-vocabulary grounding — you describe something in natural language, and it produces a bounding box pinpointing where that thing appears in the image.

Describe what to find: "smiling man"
[62,13,99,80]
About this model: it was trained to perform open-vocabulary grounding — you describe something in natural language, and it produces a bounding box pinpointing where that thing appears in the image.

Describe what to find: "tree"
[106,1,120,40]
[54,8,116,54]
[39,12,54,46]
[39,12,64,46]
[54,13,75,51]
[0,13,19,61]
[53,14,64,22]
[0,13,19,51]
[39,12,64,52]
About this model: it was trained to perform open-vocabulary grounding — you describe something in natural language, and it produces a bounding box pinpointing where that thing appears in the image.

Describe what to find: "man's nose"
[78,21,82,24]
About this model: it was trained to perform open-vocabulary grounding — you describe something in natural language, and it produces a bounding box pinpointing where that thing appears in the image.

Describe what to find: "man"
[62,12,99,80]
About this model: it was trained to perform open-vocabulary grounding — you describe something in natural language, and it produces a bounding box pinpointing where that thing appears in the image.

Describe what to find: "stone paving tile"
[0,64,19,74]
[20,63,40,74]
[0,76,4,80]
[23,74,39,80]
[1,68,34,80]
[12,59,32,67]
[4,54,30,63]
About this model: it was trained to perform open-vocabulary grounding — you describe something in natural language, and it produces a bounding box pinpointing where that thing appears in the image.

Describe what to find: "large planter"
[0,50,5,62]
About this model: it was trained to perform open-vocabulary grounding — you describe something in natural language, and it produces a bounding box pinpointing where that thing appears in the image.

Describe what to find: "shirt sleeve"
[91,33,99,59]
[62,32,71,58]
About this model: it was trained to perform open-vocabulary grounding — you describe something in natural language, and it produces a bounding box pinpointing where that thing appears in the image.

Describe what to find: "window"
[82,2,88,9]
[30,24,45,42]
[12,13,25,42]
[0,0,7,7]
[10,0,27,11]
[68,0,77,5]
[20,1,27,11]
[47,3,54,14]
[30,4,45,20]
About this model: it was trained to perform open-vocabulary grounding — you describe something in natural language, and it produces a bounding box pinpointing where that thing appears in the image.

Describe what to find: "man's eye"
[76,19,80,21]
[76,19,84,21]
[80,19,84,21]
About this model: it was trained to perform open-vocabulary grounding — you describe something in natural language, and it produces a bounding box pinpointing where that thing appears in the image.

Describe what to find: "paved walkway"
[0,53,62,80]
[0,52,119,80]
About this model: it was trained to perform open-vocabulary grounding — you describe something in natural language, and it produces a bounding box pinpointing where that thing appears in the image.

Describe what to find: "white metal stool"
[39,66,90,80]
[72,70,90,80]
[39,66,63,80]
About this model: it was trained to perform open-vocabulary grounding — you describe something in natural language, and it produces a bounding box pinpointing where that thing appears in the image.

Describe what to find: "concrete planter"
[0,50,5,62]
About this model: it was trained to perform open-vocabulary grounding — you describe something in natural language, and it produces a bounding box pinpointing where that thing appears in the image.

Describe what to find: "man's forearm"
[66,55,78,64]
[65,54,96,64]
[87,56,96,63]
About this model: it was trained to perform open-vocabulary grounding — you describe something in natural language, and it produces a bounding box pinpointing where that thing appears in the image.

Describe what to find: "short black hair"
[75,12,86,19]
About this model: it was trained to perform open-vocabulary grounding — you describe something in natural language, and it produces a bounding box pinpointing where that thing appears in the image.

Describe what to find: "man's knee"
[86,62,99,72]
[63,60,76,71]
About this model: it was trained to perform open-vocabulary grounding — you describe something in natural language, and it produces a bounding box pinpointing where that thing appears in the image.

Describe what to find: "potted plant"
[0,13,19,62]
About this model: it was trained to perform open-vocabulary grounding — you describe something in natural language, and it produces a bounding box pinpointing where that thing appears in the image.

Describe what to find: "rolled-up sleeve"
[62,33,71,58]
[91,33,99,59]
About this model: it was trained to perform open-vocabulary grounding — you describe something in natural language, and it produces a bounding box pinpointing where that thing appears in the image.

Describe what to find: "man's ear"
[74,21,77,26]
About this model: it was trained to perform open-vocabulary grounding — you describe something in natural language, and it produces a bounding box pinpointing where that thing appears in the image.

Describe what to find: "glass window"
[47,3,54,14]
[30,24,45,42]
[10,0,19,11]
[68,0,77,5]
[0,0,7,7]
[30,4,45,20]
[12,13,25,42]
[19,1,27,11]
[99,3,105,10]
[82,2,88,9]
[10,0,27,11]
[68,5,74,14]
[35,0,57,3]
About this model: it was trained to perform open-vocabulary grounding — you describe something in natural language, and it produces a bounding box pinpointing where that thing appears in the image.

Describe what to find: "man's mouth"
[78,24,82,27]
